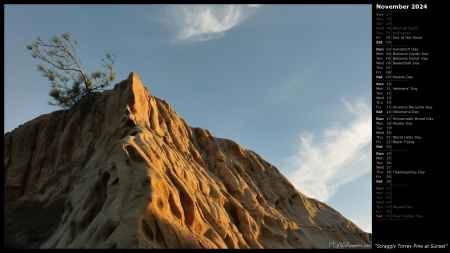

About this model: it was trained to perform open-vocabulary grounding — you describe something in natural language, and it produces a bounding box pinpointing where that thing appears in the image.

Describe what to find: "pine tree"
[27,32,116,109]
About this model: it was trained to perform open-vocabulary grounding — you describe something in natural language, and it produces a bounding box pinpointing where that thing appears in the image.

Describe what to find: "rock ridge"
[4,72,371,248]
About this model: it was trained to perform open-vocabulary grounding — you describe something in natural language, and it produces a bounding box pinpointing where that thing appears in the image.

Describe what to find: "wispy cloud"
[287,97,372,202]
[267,74,310,104]
[167,4,261,43]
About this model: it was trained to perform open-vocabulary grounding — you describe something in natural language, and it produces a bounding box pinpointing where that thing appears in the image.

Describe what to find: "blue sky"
[4,4,372,233]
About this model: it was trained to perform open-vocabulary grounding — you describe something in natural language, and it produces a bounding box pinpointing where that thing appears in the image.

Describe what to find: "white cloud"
[287,97,372,202]
[353,212,372,233]
[168,4,261,43]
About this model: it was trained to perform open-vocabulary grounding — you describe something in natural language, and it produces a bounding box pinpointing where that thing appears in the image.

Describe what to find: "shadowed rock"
[4,73,372,249]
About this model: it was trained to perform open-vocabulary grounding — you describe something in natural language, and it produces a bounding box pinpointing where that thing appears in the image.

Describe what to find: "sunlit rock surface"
[4,73,371,249]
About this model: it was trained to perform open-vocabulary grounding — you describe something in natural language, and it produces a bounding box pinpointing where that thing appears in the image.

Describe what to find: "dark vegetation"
[4,198,65,249]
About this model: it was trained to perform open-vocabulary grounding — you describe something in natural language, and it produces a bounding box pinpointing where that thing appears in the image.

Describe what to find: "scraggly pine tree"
[27,32,116,109]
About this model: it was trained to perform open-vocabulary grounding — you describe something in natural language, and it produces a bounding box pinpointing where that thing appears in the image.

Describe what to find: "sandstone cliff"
[4,73,372,249]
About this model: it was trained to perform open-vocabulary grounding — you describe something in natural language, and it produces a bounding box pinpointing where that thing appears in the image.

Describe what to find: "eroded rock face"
[4,73,372,249]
